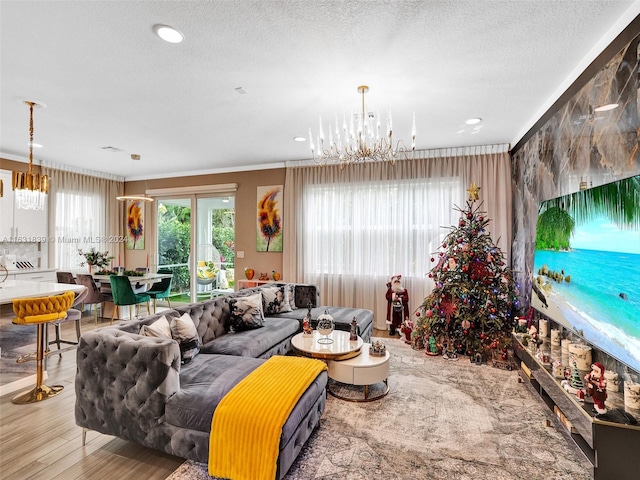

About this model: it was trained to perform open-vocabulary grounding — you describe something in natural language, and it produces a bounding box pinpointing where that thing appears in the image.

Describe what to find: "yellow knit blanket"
[208,355,327,480]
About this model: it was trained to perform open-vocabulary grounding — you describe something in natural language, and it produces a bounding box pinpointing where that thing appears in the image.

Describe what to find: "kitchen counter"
[0,279,85,305]
[2,269,57,283]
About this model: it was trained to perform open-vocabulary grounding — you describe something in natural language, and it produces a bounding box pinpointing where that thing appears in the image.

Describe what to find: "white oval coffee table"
[327,343,390,402]
[291,330,363,360]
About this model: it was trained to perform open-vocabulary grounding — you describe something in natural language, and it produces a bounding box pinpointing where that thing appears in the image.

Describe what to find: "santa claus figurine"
[385,275,409,337]
[584,362,608,414]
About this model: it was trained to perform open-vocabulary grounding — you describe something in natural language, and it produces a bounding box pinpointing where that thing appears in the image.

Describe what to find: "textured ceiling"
[1,0,639,180]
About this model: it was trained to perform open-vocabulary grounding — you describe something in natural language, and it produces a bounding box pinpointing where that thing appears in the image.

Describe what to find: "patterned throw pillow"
[229,293,265,331]
[262,285,292,315]
[170,313,200,364]
[285,284,297,310]
[140,315,172,339]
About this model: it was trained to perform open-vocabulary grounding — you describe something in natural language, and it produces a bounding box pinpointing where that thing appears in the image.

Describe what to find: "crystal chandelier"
[309,85,415,167]
[13,101,49,210]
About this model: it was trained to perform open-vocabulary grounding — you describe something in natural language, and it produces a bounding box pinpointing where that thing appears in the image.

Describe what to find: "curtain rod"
[41,160,125,182]
[285,143,510,168]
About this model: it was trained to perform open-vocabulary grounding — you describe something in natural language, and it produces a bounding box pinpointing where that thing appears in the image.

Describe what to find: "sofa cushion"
[200,317,299,358]
[262,285,292,315]
[165,353,328,452]
[229,293,265,332]
[140,315,172,338]
[166,354,264,433]
[171,313,200,364]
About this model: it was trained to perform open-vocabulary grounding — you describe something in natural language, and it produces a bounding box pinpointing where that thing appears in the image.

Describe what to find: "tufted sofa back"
[112,283,320,344]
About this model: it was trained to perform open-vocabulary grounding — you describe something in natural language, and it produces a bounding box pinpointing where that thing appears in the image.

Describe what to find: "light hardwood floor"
[0,305,392,479]
[0,308,183,480]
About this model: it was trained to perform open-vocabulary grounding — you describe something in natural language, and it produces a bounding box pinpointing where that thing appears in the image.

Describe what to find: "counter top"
[0,280,85,305]
[11,268,57,275]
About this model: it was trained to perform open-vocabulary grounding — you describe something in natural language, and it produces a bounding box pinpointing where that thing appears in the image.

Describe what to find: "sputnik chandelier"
[13,101,49,210]
[309,85,415,167]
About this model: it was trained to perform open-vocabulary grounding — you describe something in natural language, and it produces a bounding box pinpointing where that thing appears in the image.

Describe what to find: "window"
[54,190,108,270]
[302,177,462,280]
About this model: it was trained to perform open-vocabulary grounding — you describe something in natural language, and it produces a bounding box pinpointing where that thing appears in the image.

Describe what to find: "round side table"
[327,343,390,402]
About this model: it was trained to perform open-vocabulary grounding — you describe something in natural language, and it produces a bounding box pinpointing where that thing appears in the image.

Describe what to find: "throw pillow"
[285,283,298,310]
[262,285,292,315]
[140,315,172,339]
[229,293,265,331]
[170,312,200,364]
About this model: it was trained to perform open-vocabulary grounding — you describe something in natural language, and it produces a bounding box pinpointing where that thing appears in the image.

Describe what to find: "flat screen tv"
[531,174,640,375]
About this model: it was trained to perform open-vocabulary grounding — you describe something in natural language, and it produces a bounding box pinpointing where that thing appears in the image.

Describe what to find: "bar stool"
[11,291,75,404]
[46,286,88,358]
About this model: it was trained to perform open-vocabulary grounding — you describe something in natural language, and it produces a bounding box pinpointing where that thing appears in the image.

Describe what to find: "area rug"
[166,337,592,480]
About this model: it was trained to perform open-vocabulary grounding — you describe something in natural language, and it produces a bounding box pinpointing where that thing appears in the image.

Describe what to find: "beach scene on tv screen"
[532,210,640,374]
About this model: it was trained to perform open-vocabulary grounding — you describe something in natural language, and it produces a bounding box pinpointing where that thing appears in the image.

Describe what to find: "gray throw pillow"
[170,313,200,364]
[262,285,292,315]
[229,293,265,331]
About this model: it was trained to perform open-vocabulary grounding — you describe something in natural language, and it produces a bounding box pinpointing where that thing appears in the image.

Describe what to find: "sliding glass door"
[157,197,192,302]
[156,194,235,305]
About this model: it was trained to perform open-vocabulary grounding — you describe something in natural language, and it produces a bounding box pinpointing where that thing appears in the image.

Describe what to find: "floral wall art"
[256,185,283,252]
[126,199,145,250]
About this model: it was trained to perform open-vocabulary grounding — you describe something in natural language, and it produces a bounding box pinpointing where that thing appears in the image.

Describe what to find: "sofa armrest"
[75,329,181,443]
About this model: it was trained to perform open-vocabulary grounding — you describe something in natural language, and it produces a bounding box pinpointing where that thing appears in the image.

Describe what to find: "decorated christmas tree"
[413,183,520,359]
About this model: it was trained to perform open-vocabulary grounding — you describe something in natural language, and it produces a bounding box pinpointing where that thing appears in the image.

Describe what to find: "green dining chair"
[146,268,173,313]
[109,275,150,324]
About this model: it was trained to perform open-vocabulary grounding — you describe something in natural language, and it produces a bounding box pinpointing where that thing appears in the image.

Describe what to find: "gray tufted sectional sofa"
[74,283,373,479]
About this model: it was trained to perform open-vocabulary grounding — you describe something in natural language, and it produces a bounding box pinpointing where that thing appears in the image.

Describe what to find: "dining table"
[91,272,173,290]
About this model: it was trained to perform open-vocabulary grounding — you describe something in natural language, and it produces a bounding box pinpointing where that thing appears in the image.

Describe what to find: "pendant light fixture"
[13,101,49,210]
[116,154,153,202]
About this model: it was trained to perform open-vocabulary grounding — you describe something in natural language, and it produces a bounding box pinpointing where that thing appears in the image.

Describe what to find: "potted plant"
[78,248,114,273]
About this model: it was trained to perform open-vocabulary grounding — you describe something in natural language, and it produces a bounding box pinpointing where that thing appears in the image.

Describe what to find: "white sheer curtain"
[42,165,124,271]
[283,145,511,329]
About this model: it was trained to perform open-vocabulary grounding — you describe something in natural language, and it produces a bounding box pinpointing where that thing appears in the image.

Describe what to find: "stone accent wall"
[511,35,640,306]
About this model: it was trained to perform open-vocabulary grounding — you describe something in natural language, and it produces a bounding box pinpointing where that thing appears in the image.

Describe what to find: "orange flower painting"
[256,185,283,252]
[126,199,145,250]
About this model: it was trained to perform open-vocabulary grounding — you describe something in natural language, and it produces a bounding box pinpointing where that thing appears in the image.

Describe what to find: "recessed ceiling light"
[465,117,482,125]
[293,136,306,142]
[29,142,42,148]
[456,129,465,134]
[594,103,619,112]
[153,24,184,44]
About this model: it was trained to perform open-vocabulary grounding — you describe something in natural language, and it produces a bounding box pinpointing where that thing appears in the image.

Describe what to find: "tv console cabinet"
[513,334,640,480]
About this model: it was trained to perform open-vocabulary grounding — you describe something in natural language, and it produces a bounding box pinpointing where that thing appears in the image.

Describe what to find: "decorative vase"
[272,271,281,281]
[316,310,334,344]
[244,268,255,280]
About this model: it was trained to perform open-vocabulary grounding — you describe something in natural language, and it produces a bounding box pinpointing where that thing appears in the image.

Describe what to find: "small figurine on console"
[385,274,409,337]
[584,362,608,414]
[400,318,413,345]
[561,361,586,402]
